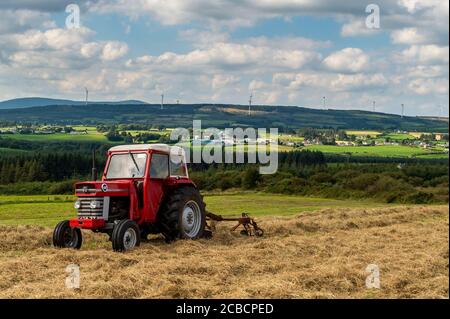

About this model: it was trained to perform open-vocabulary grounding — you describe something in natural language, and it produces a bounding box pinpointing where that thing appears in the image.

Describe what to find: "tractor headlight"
[90,201,101,209]
[74,200,81,210]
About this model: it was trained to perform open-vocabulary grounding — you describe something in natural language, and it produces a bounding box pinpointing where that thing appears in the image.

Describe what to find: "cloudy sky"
[0,0,448,116]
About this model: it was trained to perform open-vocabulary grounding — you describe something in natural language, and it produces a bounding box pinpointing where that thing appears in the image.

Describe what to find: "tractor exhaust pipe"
[91,149,98,181]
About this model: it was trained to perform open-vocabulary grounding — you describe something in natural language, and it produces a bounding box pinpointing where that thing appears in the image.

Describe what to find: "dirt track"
[0,206,448,298]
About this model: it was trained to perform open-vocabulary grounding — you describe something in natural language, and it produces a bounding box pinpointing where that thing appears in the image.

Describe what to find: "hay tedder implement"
[53,144,263,252]
[206,212,264,237]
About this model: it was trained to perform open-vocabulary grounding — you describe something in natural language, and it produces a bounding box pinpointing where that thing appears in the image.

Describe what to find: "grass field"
[0,193,391,227]
[383,133,416,140]
[278,134,305,143]
[0,201,447,298]
[0,125,107,143]
[414,153,449,159]
[2,132,108,143]
[304,144,446,158]
[0,147,28,155]
[346,130,382,137]
[71,126,98,131]
[124,130,166,137]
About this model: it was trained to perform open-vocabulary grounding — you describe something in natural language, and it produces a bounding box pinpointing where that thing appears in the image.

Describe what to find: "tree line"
[0,149,325,185]
[0,152,100,184]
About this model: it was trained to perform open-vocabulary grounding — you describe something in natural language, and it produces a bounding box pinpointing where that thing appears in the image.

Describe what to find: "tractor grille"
[77,197,105,219]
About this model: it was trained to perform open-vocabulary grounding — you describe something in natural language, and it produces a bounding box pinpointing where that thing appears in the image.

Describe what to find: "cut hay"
[0,206,448,298]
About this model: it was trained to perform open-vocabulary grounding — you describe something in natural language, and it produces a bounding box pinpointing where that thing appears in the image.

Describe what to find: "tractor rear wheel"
[111,219,141,252]
[158,187,206,242]
[53,220,82,249]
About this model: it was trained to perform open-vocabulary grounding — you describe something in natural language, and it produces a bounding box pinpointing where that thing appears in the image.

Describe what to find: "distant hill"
[0,97,146,109]
[419,116,449,123]
[0,103,447,132]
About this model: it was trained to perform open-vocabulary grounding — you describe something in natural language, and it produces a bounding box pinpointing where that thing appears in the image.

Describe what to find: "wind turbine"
[401,103,405,118]
[322,96,326,110]
[248,91,253,116]
[161,93,164,110]
[84,87,89,106]
[372,100,376,112]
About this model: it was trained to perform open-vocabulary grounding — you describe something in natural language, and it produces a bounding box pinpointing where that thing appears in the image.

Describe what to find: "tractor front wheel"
[111,219,141,252]
[53,220,82,249]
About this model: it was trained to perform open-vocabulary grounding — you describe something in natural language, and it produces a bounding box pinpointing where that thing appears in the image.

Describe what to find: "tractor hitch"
[206,211,264,237]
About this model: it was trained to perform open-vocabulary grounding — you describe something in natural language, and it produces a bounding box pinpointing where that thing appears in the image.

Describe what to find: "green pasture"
[1,132,108,142]
[304,144,447,158]
[0,193,393,227]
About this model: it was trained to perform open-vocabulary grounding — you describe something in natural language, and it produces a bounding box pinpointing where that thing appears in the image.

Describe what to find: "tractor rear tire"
[53,220,82,249]
[158,187,206,242]
[111,219,141,252]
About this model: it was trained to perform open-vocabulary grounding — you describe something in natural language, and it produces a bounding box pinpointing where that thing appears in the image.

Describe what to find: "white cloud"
[391,28,435,45]
[341,19,380,37]
[408,78,449,95]
[323,48,369,73]
[212,74,240,90]
[178,29,230,48]
[274,71,388,93]
[0,27,94,51]
[330,73,388,92]
[397,0,445,14]
[115,71,142,89]
[285,73,330,90]
[401,45,449,65]
[80,42,102,58]
[101,41,129,61]
[249,80,268,91]
[127,41,321,74]
[0,10,55,34]
[263,91,280,104]
[406,65,448,78]
[245,36,331,50]
[0,27,129,69]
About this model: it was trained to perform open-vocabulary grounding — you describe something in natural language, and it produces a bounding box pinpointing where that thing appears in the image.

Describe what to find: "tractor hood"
[75,181,130,197]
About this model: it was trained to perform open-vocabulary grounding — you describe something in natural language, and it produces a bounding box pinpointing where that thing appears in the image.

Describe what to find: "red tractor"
[53,144,209,251]
[53,144,263,252]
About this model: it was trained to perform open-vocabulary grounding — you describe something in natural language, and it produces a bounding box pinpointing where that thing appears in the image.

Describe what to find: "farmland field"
[0,193,391,227]
[1,132,108,143]
[414,153,450,159]
[0,194,447,298]
[0,147,28,155]
[346,130,382,137]
[383,133,416,140]
[304,144,446,158]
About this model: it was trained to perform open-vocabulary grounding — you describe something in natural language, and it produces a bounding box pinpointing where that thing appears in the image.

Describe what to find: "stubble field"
[0,205,447,298]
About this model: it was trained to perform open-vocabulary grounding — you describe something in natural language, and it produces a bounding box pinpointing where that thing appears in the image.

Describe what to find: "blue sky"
[0,0,448,116]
